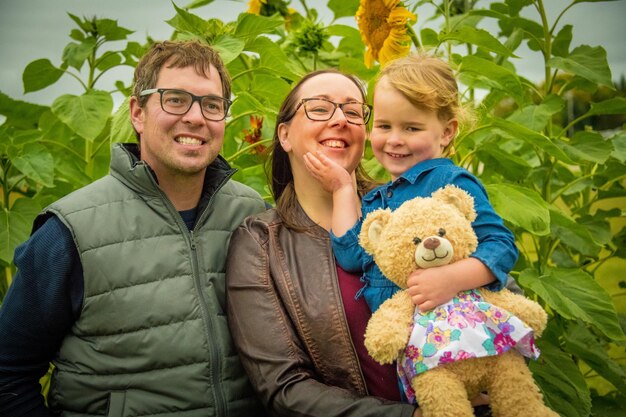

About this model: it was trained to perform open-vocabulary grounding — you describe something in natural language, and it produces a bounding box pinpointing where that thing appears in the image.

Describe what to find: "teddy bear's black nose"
[423,237,440,250]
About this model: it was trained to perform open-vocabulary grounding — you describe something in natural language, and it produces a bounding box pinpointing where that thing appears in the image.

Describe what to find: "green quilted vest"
[41,144,265,417]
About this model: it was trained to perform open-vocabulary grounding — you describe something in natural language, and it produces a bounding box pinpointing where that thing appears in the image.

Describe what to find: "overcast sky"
[1,0,625,108]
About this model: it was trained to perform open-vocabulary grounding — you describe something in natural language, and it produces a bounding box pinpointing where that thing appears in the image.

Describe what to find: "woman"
[226,70,490,416]
[226,69,417,416]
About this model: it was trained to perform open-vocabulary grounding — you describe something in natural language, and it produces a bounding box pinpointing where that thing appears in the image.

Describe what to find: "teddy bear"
[360,184,558,417]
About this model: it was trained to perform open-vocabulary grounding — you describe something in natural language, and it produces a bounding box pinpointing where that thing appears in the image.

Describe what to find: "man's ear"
[277,123,292,152]
[441,118,458,148]
[129,96,145,135]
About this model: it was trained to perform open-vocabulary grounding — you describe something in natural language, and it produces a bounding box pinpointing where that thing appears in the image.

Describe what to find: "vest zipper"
[144,167,230,416]
[190,172,235,417]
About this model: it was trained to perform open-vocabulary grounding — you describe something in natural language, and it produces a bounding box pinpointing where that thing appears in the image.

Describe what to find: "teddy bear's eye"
[438,228,446,237]
[412,237,422,245]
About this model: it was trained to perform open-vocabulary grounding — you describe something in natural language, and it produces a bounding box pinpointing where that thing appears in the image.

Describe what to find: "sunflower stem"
[407,25,421,50]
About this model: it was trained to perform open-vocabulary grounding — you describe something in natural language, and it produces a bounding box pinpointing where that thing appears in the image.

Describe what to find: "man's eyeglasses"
[295,98,371,125]
[139,88,232,121]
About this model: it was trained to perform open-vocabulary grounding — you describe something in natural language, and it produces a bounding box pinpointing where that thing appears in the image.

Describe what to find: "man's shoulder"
[44,175,126,213]
[221,179,263,199]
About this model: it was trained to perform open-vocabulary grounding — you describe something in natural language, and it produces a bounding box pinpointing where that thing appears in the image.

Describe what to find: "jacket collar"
[110,143,235,205]
[363,158,453,203]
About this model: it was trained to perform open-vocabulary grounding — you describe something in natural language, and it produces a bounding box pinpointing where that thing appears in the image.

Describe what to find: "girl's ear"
[441,118,458,147]
[277,123,292,152]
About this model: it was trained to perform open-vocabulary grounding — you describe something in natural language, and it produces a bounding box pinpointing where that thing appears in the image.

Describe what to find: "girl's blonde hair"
[377,53,474,154]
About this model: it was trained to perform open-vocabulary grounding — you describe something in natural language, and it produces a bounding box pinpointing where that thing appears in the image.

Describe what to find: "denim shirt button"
[387,189,393,198]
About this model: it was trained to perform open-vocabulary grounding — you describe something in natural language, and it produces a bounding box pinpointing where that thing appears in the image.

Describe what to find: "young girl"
[304,53,519,314]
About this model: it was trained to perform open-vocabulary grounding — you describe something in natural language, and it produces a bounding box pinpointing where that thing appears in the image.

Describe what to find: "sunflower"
[247,0,265,15]
[247,0,291,17]
[242,116,267,155]
[356,0,416,67]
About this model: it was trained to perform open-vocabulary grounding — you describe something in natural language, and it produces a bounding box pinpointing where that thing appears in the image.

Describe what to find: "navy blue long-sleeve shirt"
[0,210,197,416]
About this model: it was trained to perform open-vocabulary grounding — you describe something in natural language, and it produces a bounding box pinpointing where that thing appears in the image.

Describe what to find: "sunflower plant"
[1,0,625,415]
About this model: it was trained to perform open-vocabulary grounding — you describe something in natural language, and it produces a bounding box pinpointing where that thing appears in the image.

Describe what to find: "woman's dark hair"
[267,69,376,229]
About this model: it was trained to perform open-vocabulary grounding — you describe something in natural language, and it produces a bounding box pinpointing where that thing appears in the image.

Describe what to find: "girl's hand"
[303,151,352,194]
[406,258,496,311]
[406,266,460,311]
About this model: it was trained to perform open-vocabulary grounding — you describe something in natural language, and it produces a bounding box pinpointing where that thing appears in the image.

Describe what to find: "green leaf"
[585,97,626,116]
[459,56,525,104]
[549,209,601,257]
[247,36,299,80]
[62,38,97,71]
[420,28,439,48]
[51,90,113,142]
[552,24,572,57]
[167,3,215,36]
[441,27,516,58]
[563,322,626,394]
[8,143,55,187]
[530,339,591,417]
[548,45,613,88]
[519,268,626,341]
[475,147,532,181]
[506,16,544,39]
[490,118,574,163]
[184,0,215,9]
[249,74,291,110]
[326,24,360,38]
[211,34,245,64]
[557,131,613,165]
[0,198,42,265]
[235,13,284,40]
[94,18,134,41]
[485,183,550,235]
[109,97,136,144]
[0,91,48,129]
[508,95,564,132]
[95,51,123,72]
[22,59,65,93]
[328,0,359,19]
[611,132,626,163]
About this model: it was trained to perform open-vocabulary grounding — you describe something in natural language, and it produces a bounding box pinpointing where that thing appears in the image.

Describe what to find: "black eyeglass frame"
[295,98,372,125]
[139,88,232,121]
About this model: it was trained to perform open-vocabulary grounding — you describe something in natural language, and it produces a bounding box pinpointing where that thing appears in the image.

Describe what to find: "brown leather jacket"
[226,206,415,417]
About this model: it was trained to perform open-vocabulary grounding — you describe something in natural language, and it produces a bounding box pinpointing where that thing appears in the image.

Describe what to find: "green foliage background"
[1,0,625,415]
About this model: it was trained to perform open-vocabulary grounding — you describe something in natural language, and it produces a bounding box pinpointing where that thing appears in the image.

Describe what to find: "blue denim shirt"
[331,158,518,312]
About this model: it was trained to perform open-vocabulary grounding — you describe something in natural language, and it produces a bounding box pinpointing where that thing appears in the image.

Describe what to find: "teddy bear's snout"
[423,237,440,250]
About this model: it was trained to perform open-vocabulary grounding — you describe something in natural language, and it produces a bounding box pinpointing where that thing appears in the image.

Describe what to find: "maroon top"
[336,265,402,401]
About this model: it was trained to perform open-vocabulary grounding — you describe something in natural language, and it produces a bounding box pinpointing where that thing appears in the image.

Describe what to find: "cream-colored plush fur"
[360,185,558,417]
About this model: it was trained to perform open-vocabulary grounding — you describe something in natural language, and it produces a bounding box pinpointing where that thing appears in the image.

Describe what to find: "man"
[0,40,267,416]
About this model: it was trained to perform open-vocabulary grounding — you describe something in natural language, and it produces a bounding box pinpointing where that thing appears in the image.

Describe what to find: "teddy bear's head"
[359,185,478,289]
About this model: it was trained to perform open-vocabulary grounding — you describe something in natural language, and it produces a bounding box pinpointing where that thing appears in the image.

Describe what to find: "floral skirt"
[397,289,540,403]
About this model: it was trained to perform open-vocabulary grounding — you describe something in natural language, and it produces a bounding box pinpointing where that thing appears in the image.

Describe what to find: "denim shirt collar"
[363,158,453,204]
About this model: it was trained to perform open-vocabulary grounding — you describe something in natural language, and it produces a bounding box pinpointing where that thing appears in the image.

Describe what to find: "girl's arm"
[304,151,360,237]
[405,172,518,311]
[406,258,494,311]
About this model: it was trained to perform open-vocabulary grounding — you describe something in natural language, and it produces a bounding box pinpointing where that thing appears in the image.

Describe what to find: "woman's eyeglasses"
[296,98,371,125]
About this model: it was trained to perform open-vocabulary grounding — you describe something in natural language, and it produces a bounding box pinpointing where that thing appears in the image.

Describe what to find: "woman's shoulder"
[241,207,282,228]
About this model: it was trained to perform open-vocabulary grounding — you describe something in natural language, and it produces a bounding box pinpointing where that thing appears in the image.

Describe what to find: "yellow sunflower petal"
[356,0,416,67]
[247,0,266,15]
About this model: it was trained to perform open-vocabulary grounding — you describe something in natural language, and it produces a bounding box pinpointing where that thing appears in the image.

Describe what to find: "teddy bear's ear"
[359,209,391,255]
[432,185,477,222]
